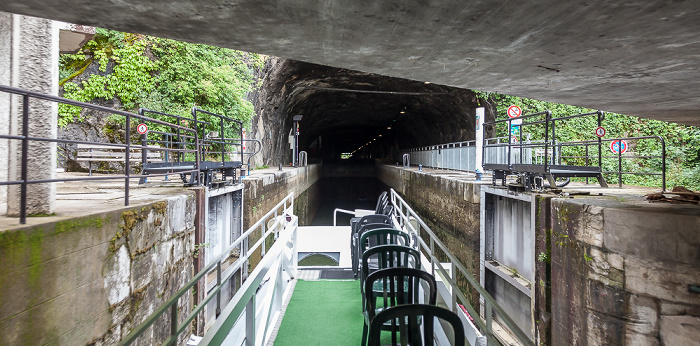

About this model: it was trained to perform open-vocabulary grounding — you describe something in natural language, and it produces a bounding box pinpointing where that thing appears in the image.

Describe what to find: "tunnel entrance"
[251,59,489,166]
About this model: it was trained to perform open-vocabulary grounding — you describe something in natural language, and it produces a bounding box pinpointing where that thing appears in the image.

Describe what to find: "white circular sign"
[507,105,522,118]
[136,123,148,135]
[595,126,606,138]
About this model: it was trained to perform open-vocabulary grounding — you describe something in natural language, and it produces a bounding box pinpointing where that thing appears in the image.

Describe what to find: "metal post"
[597,112,603,169]
[618,142,623,188]
[507,119,512,168]
[660,137,666,191]
[170,304,178,346]
[551,120,556,165]
[216,261,222,316]
[245,295,256,346]
[585,144,590,184]
[192,108,200,185]
[125,114,131,206]
[543,111,551,173]
[19,95,29,224]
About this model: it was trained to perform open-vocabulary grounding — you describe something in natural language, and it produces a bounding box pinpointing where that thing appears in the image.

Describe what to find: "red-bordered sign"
[610,140,628,154]
[595,126,606,138]
[136,123,148,135]
[507,105,522,118]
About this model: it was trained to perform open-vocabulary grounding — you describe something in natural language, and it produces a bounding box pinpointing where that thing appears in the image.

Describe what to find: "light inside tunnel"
[260,60,484,163]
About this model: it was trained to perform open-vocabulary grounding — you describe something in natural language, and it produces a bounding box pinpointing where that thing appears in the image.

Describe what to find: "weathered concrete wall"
[377,164,486,303]
[0,12,58,216]
[242,165,321,230]
[0,192,197,345]
[548,197,700,346]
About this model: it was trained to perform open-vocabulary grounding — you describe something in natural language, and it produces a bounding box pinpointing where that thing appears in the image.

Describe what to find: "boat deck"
[271,278,363,345]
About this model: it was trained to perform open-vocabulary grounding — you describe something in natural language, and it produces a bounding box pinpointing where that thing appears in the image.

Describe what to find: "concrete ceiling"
[2,1,700,126]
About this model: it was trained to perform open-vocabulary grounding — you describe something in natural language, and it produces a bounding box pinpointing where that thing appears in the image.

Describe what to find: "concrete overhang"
[1,1,699,126]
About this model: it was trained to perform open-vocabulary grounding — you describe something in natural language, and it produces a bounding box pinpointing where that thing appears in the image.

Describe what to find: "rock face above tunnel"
[250,58,489,165]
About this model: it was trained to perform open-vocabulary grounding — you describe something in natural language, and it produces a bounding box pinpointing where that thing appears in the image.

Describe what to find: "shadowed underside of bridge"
[1,0,699,127]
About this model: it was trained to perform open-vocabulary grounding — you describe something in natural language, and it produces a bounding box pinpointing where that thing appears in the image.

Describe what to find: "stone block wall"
[548,197,700,345]
[242,164,321,229]
[0,192,197,345]
[377,165,486,304]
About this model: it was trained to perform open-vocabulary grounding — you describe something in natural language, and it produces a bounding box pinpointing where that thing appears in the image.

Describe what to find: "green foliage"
[58,28,264,137]
[475,91,700,190]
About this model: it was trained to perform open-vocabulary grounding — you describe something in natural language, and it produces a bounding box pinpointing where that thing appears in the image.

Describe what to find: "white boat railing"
[118,192,297,346]
[390,188,535,346]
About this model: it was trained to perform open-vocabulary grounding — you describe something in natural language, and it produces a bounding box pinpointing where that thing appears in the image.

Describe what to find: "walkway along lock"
[0,84,258,223]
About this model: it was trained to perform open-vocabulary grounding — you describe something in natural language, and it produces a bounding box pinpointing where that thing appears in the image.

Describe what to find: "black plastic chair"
[360,245,421,310]
[361,268,437,346]
[357,228,409,283]
[368,304,466,346]
[351,215,393,278]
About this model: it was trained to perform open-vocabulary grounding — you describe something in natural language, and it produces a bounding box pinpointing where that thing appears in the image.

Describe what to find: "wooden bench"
[76,144,163,175]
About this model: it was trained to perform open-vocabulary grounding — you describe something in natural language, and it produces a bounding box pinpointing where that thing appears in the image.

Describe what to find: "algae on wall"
[0,193,197,345]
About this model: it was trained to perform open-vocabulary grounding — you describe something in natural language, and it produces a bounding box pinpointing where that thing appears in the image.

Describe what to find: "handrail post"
[125,113,131,206]
[485,301,494,345]
[245,295,256,346]
[216,261,222,316]
[618,142,623,188]
[20,95,29,224]
[660,136,666,191]
[544,111,551,172]
[192,107,201,185]
[170,304,178,346]
[598,111,604,170]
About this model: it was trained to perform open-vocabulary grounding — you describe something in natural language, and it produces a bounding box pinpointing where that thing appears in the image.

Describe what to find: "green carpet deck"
[274,280,364,345]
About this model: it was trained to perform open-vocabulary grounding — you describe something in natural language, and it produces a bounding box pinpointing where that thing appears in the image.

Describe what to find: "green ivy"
[58,28,263,138]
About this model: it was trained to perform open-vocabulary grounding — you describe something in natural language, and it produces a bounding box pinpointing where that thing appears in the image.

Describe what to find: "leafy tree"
[59,28,263,136]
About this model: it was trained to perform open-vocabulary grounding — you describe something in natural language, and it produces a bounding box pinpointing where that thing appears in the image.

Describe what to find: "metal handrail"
[557,135,666,190]
[390,189,535,346]
[0,84,201,223]
[118,192,295,346]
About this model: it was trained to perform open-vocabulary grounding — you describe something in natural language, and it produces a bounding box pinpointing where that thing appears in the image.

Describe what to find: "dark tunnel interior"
[252,60,491,165]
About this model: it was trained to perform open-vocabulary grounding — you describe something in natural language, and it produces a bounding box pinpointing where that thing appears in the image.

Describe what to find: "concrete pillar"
[0,12,58,216]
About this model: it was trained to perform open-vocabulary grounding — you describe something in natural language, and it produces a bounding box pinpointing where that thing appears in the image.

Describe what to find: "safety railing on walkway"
[401,139,534,172]
[401,141,478,171]
[118,192,297,346]
[558,136,666,190]
[390,189,535,346]
[0,84,201,224]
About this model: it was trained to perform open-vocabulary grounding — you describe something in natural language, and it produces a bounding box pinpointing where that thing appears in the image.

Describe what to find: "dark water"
[309,177,390,226]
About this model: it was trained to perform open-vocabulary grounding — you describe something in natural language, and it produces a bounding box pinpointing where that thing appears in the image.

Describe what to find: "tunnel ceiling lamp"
[387,126,391,130]
[424,81,431,84]
[378,134,382,137]
[400,111,406,114]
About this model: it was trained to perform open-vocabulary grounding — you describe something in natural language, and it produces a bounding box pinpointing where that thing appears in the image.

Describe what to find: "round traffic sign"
[610,140,628,154]
[595,126,606,138]
[507,105,522,118]
[136,123,148,135]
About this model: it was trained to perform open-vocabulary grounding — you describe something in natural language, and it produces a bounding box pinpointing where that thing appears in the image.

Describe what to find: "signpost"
[610,140,628,154]
[595,126,606,138]
[507,106,522,142]
[136,123,148,135]
[507,105,522,118]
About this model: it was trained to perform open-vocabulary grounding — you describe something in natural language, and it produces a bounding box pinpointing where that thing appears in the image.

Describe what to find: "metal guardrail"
[390,189,535,346]
[118,192,296,346]
[558,136,666,190]
[482,110,667,190]
[401,139,533,172]
[0,84,200,224]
